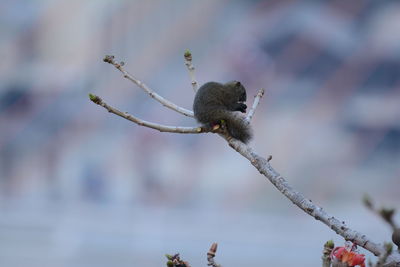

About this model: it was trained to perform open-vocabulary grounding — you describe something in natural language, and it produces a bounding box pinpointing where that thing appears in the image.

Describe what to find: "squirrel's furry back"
[193,81,253,143]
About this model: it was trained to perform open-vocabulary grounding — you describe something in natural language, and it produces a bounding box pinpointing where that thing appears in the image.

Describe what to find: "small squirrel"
[193,81,252,143]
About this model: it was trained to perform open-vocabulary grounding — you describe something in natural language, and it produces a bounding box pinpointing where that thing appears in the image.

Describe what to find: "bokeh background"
[1,1,400,266]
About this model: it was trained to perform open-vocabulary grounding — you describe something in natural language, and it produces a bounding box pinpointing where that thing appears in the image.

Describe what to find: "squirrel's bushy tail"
[212,110,253,143]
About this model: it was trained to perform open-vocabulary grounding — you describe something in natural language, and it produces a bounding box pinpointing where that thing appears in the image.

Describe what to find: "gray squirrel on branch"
[193,81,253,143]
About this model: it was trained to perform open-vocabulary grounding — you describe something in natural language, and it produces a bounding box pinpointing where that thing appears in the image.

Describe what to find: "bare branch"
[363,194,398,231]
[184,50,198,92]
[223,136,400,265]
[89,94,202,134]
[165,253,191,267]
[322,240,334,267]
[103,55,194,117]
[375,243,393,267]
[245,88,265,122]
[207,243,221,267]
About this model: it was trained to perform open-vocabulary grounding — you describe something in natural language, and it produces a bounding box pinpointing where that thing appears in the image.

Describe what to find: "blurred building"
[0,1,399,266]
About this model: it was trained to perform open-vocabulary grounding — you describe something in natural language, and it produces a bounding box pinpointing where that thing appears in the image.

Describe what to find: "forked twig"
[103,55,194,117]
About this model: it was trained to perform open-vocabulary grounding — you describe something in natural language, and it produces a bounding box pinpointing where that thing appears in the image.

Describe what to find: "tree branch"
[245,88,265,122]
[322,240,334,267]
[207,243,221,267]
[184,50,198,92]
[103,55,194,117]
[223,137,400,264]
[376,243,393,267]
[363,194,398,231]
[165,253,191,267]
[89,94,202,134]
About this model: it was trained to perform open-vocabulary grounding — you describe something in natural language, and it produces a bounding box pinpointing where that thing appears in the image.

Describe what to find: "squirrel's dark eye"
[235,81,241,87]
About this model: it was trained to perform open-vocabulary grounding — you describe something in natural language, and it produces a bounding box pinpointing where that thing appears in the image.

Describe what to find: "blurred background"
[1,0,400,266]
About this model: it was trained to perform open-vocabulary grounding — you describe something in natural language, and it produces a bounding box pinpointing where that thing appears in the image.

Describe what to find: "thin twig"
[246,88,265,122]
[375,243,393,267]
[184,50,198,92]
[207,243,221,267]
[363,194,398,231]
[89,94,201,134]
[322,240,334,267]
[103,55,194,117]
[165,253,191,267]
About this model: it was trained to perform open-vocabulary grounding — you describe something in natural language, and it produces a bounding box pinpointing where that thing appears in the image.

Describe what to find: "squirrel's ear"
[235,81,241,87]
